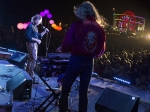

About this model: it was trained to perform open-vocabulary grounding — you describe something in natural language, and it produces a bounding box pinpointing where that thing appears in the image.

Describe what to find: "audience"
[94,36,150,90]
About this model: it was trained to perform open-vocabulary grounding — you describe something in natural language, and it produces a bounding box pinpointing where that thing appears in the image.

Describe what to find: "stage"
[0,60,150,112]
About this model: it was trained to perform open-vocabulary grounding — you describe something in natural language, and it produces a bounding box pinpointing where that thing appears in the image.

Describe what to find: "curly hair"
[31,14,42,25]
[74,1,108,28]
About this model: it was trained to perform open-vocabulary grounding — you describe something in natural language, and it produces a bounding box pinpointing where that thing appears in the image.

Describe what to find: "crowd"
[0,24,25,51]
[94,34,150,90]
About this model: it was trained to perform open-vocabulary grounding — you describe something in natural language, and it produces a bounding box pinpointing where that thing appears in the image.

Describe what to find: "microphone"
[43,26,49,32]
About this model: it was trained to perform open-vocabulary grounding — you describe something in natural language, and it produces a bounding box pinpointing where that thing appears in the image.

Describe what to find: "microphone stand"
[45,32,51,57]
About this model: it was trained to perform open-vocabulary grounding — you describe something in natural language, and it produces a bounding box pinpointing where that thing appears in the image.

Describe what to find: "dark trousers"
[59,55,93,112]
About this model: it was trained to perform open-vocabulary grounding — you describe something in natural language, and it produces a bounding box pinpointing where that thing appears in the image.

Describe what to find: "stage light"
[59,22,61,26]
[40,12,46,17]
[57,26,62,31]
[47,14,52,19]
[52,23,56,27]
[44,9,49,14]
[145,34,150,39]
[17,23,24,30]
[113,8,115,11]
[113,77,131,85]
[54,25,59,30]
[49,20,54,24]
[59,27,62,31]
[23,23,28,29]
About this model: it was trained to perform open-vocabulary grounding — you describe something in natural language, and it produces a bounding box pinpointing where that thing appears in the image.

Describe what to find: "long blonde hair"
[74,1,108,28]
[31,14,42,25]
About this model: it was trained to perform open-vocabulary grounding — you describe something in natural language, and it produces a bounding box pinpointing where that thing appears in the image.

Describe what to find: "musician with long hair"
[56,1,108,112]
[24,14,47,83]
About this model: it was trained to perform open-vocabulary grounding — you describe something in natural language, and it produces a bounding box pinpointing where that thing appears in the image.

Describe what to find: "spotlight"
[17,23,24,30]
[47,14,52,18]
[40,12,46,17]
[44,9,49,14]
[113,77,131,85]
[49,20,54,24]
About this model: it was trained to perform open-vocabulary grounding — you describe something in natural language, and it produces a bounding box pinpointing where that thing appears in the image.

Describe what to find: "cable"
[140,100,150,105]
[98,77,145,93]
[130,86,144,92]
[46,105,56,112]
[0,92,6,97]
[7,68,17,72]
[67,81,80,112]
[14,71,44,111]
[0,74,13,80]
[14,95,50,111]
[46,99,60,112]
[139,100,148,111]
[32,77,40,109]
[28,71,43,111]
[0,67,18,80]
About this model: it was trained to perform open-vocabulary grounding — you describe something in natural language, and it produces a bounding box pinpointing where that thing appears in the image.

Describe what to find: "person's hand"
[36,39,41,44]
[56,46,62,52]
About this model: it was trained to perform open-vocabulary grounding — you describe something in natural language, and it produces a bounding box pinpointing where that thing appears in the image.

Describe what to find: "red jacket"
[61,17,106,57]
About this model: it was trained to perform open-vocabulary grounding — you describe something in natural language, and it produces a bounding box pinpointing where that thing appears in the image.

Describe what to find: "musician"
[24,14,47,83]
[56,1,108,112]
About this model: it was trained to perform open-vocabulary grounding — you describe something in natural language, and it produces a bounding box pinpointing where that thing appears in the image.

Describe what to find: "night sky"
[0,0,150,31]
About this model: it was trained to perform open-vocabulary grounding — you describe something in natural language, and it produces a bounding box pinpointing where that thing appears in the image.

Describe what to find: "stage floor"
[0,60,150,112]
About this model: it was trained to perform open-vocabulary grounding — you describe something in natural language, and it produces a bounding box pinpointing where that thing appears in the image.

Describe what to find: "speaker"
[6,71,32,101]
[8,51,27,68]
[95,87,140,112]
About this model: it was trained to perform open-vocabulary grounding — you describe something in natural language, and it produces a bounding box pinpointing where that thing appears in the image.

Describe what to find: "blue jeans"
[59,55,93,112]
